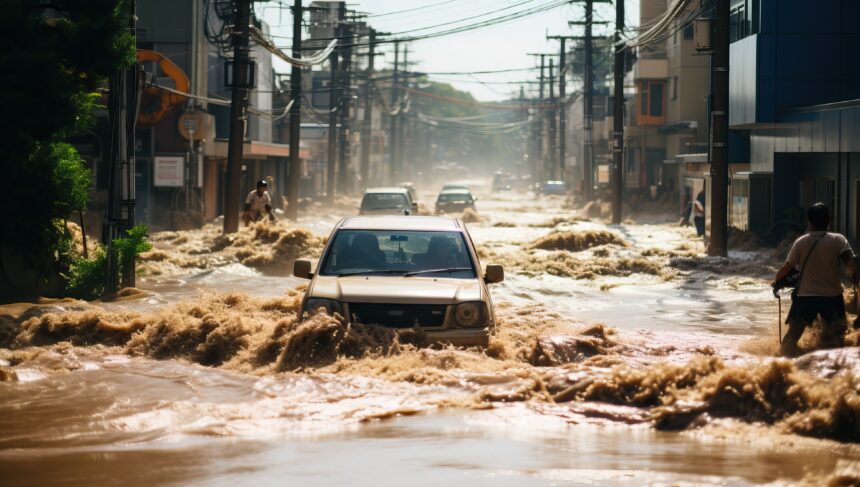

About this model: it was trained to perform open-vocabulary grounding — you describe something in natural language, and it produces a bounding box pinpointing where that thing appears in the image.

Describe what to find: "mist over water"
[2,185,860,485]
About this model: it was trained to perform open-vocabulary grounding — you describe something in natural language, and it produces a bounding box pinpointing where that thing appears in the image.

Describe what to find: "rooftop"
[339,216,462,232]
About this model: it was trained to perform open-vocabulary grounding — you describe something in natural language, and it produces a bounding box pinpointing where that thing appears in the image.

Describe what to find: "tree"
[0,1,133,257]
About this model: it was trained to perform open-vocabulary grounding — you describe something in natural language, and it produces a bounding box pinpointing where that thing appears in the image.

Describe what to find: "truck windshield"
[319,230,476,278]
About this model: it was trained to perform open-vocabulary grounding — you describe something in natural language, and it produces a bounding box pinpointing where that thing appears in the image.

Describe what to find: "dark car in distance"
[539,180,567,196]
[435,189,476,214]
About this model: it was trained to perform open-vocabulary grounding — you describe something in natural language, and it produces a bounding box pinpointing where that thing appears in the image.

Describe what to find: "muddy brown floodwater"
[2,183,860,486]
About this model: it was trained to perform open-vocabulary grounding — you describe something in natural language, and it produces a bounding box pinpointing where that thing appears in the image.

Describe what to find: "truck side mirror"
[293,259,313,279]
[484,264,504,284]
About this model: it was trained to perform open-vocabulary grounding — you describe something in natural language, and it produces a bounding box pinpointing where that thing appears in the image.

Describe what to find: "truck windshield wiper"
[403,267,473,277]
[337,269,410,277]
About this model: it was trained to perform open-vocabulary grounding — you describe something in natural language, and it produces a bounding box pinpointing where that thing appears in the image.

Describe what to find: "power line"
[367,0,461,18]
[269,0,571,49]
[387,0,541,35]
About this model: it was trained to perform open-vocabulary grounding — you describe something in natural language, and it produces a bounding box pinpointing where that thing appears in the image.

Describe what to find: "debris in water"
[140,221,325,275]
[551,356,860,442]
[460,208,481,223]
[530,230,626,252]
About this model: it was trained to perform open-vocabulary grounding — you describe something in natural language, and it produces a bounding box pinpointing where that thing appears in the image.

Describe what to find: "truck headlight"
[454,302,487,327]
[302,298,343,318]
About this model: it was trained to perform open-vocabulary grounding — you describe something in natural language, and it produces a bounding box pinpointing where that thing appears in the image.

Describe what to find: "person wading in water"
[772,203,858,356]
[243,180,276,226]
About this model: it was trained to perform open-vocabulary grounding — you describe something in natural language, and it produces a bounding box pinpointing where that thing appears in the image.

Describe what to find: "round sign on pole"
[178,109,212,141]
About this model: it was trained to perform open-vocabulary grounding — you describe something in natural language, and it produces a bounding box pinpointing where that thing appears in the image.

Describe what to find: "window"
[672,76,678,100]
[320,230,476,278]
[638,80,666,124]
[650,83,664,116]
[730,0,759,42]
[683,24,694,40]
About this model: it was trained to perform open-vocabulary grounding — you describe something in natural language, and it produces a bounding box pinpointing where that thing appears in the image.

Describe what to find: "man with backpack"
[772,203,858,356]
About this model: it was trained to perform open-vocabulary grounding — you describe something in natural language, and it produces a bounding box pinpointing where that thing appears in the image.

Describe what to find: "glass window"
[640,83,648,115]
[360,193,409,211]
[437,192,473,202]
[319,230,477,278]
[649,82,664,117]
[683,24,694,40]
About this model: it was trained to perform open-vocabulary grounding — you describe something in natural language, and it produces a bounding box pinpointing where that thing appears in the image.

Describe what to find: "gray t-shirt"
[786,231,853,297]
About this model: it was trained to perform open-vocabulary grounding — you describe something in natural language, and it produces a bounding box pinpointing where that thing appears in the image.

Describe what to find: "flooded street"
[2,187,859,486]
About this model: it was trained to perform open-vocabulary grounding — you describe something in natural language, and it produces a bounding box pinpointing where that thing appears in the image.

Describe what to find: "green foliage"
[65,225,152,300]
[52,143,92,216]
[66,247,109,300]
[0,0,134,270]
[113,225,153,278]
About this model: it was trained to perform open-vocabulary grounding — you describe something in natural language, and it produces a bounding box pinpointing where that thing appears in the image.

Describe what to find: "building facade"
[728,0,860,239]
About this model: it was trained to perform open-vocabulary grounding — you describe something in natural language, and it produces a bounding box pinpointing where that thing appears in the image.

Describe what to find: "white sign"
[154,156,184,187]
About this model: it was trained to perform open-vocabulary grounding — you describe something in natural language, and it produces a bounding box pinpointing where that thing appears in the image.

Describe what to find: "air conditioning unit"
[694,18,712,51]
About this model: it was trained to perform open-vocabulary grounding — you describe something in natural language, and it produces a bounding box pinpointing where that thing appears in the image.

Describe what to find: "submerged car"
[293,216,504,347]
[491,172,512,192]
[435,189,476,214]
[441,183,470,192]
[539,180,567,195]
[359,187,418,215]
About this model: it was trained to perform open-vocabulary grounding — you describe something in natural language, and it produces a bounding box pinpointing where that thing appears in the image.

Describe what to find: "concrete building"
[624,0,711,205]
[728,0,860,240]
[73,0,294,230]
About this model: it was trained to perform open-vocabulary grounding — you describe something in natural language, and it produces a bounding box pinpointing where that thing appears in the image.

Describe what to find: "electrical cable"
[386,0,540,35]
[249,26,337,66]
[366,0,461,18]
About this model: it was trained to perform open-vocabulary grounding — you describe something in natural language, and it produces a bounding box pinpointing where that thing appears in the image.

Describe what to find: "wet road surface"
[1,184,858,486]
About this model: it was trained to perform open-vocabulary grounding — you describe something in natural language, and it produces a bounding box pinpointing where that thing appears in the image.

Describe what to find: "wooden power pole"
[223,0,252,233]
[360,29,375,190]
[611,0,625,224]
[286,0,303,220]
[709,0,729,256]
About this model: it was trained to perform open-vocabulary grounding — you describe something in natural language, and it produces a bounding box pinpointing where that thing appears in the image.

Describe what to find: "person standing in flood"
[243,180,276,225]
[772,203,858,356]
[692,190,705,237]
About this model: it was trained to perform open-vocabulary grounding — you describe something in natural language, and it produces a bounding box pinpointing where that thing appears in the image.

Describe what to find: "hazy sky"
[257,0,639,102]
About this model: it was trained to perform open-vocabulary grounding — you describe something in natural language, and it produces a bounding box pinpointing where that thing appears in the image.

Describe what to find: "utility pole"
[105,0,140,292]
[527,52,549,184]
[709,0,729,256]
[337,4,352,194]
[611,0,625,224]
[398,46,409,180]
[286,0,303,220]
[558,39,567,184]
[360,29,376,190]
[325,14,341,202]
[223,0,252,233]
[547,58,557,181]
[388,40,400,184]
[547,35,585,187]
[583,0,595,202]
[569,0,610,201]
[325,52,338,202]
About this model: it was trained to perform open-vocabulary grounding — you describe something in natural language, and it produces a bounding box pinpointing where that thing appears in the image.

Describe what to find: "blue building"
[728,0,860,240]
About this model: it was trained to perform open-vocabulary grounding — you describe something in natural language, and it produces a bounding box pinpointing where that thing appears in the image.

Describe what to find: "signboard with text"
[154,156,184,187]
